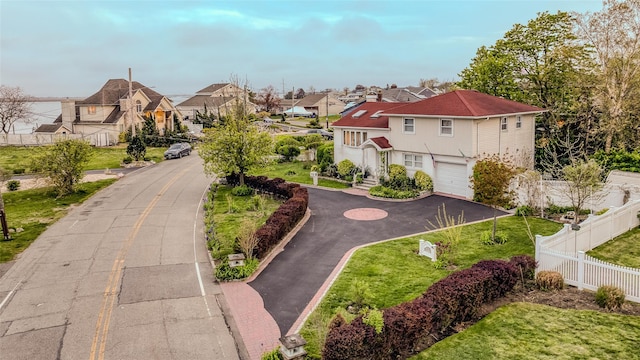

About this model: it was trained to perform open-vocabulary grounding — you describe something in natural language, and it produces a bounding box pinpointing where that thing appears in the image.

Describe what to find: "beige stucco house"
[36,79,179,145]
[286,93,344,117]
[176,83,258,120]
[331,90,545,199]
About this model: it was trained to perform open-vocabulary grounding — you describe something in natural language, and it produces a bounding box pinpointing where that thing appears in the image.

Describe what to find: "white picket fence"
[535,199,640,303]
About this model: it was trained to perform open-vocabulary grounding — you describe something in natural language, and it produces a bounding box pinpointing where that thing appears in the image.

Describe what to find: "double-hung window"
[516,116,522,129]
[440,119,453,136]
[403,118,415,133]
[404,154,423,169]
[343,130,367,147]
[88,105,96,115]
[501,117,508,131]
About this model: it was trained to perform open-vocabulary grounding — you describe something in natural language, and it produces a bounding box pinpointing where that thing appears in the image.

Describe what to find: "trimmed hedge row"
[226,174,309,259]
[323,255,537,359]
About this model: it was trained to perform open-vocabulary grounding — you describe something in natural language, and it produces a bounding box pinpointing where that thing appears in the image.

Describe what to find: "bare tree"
[255,85,281,113]
[575,0,640,152]
[236,219,259,259]
[0,85,32,134]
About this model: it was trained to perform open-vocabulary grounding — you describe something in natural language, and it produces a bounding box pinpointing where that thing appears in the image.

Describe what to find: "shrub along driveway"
[249,188,503,335]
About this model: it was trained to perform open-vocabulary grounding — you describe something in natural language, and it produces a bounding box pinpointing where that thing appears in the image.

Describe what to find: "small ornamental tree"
[30,139,93,196]
[562,159,603,220]
[127,135,146,161]
[471,154,516,240]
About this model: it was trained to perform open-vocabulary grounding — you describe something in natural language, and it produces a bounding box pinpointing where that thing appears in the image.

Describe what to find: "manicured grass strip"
[412,302,640,360]
[210,185,282,259]
[0,145,166,174]
[300,216,563,358]
[588,227,640,268]
[251,161,349,189]
[0,179,117,262]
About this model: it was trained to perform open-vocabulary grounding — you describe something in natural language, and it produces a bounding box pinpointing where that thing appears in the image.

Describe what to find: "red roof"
[332,102,407,128]
[385,90,545,117]
[368,136,392,149]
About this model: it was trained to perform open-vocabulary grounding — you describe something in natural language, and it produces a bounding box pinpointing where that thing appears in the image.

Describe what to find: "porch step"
[354,178,377,191]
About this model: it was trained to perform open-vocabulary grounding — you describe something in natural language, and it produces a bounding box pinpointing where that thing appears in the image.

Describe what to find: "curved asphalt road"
[0,153,239,360]
[250,188,503,334]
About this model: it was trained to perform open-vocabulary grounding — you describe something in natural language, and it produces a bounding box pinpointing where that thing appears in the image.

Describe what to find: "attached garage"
[433,162,469,198]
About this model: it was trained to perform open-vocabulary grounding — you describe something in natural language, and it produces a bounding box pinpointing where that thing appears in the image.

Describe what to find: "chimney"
[377,90,383,102]
[61,100,76,133]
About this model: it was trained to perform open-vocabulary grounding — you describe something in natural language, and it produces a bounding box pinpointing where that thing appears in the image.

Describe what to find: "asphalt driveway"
[249,188,503,334]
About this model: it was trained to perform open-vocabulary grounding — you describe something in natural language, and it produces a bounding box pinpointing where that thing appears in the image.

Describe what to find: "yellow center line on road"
[89,165,193,360]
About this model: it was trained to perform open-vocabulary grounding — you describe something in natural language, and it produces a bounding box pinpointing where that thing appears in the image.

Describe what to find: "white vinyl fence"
[0,133,112,146]
[535,200,640,303]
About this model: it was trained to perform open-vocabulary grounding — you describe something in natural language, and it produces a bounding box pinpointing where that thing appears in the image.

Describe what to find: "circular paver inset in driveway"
[343,207,389,221]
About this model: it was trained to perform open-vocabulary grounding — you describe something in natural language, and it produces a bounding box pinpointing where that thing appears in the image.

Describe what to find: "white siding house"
[332,90,544,199]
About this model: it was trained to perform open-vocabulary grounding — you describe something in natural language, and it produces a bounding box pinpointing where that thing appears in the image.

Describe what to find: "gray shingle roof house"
[176,83,257,120]
[35,79,178,145]
[286,93,344,117]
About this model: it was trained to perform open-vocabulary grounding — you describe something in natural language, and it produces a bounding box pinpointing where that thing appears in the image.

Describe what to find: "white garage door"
[434,162,468,197]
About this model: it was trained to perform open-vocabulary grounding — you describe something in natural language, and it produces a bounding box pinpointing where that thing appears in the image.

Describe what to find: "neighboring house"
[331,90,545,199]
[36,79,179,145]
[33,123,72,135]
[285,93,344,117]
[176,83,257,120]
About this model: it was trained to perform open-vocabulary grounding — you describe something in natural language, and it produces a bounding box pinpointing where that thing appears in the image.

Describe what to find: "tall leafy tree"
[458,11,596,175]
[199,102,274,186]
[575,0,640,152]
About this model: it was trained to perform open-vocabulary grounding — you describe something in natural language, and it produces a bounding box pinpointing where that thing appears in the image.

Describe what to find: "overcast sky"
[1,0,603,98]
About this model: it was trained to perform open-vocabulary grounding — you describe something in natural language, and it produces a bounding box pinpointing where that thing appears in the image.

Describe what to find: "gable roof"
[195,83,230,94]
[295,93,330,107]
[368,136,392,149]
[34,123,64,133]
[332,102,407,128]
[385,89,545,117]
[78,79,165,106]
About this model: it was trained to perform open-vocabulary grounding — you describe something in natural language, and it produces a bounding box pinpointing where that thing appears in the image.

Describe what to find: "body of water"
[11,101,61,134]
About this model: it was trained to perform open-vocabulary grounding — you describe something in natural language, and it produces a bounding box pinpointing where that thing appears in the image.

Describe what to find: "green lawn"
[208,185,283,260]
[0,179,117,262]
[412,302,640,360]
[588,227,640,268]
[300,216,563,358]
[0,145,166,174]
[251,161,349,189]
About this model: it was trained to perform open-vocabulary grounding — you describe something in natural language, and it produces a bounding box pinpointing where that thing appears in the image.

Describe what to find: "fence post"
[535,234,543,273]
[577,251,585,290]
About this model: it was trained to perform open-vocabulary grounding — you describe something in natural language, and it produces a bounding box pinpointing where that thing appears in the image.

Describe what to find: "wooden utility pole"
[129,68,135,136]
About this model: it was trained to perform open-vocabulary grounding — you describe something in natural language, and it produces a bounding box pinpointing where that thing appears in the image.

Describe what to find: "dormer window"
[136,100,142,113]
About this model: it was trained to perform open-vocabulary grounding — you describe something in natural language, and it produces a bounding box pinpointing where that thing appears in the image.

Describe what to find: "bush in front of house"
[480,230,509,245]
[337,159,356,178]
[414,170,433,192]
[231,184,254,196]
[595,285,625,310]
[323,256,526,359]
[369,185,419,199]
[535,270,564,290]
